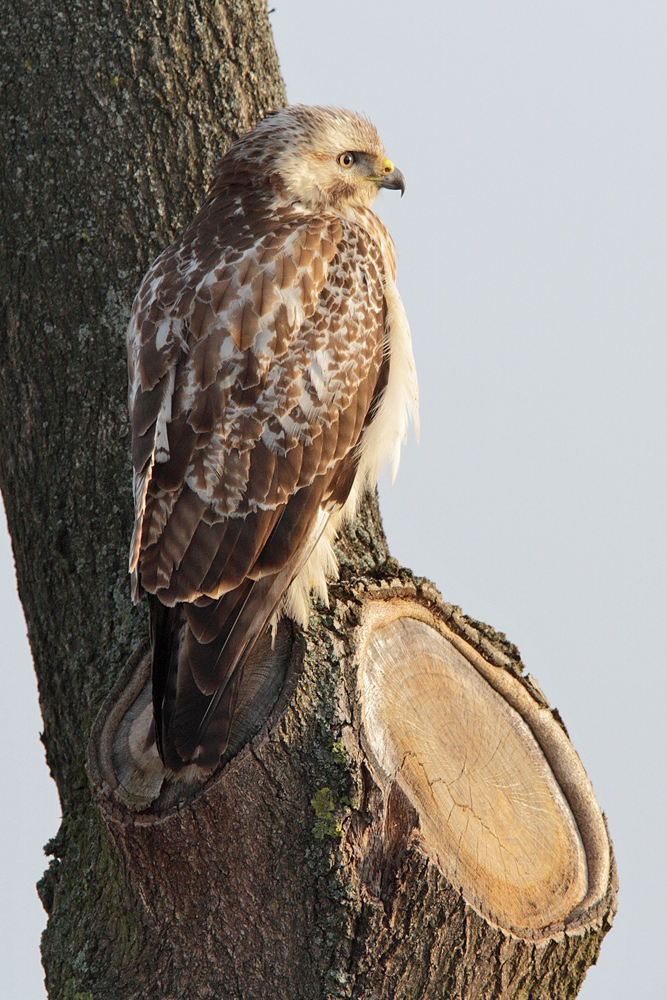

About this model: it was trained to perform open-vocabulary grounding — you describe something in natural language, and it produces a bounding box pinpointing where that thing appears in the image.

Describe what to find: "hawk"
[128,105,418,772]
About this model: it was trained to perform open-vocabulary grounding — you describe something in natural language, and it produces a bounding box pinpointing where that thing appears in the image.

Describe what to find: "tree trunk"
[0,3,616,998]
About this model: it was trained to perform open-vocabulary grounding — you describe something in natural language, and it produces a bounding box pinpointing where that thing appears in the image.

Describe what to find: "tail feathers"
[190,552,307,752]
[184,581,256,693]
[157,609,294,771]
[150,511,330,772]
[148,597,184,766]
[152,569,293,770]
[150,562,308,771]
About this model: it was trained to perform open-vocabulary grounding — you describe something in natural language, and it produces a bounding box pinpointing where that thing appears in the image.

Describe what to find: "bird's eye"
[337,152,356,168]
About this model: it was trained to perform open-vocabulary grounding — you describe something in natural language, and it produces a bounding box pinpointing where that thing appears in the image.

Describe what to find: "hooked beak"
[379,166,406,196]
[379,157,406,196]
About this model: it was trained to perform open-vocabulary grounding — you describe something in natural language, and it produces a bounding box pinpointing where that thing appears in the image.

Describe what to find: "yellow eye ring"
[337,152,356,168]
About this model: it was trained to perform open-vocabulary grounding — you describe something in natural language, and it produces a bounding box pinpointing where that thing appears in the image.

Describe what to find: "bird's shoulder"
[127,184,393,531]
[127,183,390,399]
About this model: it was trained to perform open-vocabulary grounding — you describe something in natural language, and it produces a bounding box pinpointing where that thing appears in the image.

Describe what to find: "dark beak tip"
[380,167,406,196]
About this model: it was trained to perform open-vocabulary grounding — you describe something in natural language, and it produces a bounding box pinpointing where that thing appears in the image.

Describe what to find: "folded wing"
[127,188,389,769]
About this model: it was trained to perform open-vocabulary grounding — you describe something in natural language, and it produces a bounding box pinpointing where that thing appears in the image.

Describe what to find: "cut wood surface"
[89,569,617,999]
[357,597,608,938]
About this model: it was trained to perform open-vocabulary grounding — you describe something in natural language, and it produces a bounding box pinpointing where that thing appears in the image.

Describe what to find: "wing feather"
[128,183,391,768]
[129,210,384,600]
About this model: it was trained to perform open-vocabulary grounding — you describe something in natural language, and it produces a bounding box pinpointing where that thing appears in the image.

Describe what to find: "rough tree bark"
[0,2,616,998]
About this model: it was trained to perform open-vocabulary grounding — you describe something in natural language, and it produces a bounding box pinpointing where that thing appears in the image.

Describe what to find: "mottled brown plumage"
[128,106,418,771]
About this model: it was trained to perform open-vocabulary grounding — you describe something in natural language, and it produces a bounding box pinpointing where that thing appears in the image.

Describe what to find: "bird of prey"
[127,105,418,772]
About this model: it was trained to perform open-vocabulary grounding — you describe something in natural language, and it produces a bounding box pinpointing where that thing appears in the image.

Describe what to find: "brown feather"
[127,106,411,770]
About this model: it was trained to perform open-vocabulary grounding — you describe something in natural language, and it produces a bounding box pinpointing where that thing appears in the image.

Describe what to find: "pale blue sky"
[2,2,666,996]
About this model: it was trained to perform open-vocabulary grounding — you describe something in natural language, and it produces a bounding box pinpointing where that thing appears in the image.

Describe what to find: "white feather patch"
[154,368,175,464]
[128,367,176,583]
[284,268,419,624]
[356,274,419,486]
[282,508,336,627]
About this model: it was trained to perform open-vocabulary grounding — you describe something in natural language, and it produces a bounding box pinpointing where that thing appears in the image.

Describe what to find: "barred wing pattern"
[128,184,390,768]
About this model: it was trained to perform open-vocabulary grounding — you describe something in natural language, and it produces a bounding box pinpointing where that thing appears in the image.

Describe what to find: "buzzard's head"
[237,105,405,212]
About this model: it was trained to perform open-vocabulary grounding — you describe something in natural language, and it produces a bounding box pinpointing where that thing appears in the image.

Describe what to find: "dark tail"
[149,504,331,772]
[149,565,298,772]
[149,597,183,766]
